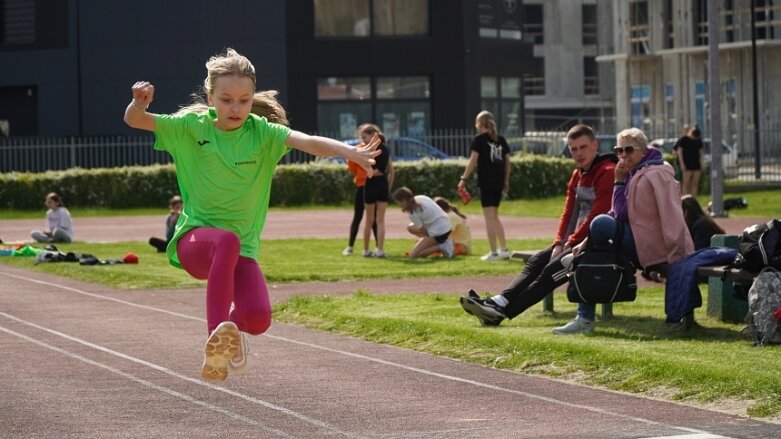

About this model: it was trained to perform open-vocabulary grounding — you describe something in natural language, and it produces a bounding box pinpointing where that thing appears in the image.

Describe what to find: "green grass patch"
[0,238,549,288]
[3,189,777,220]
[274,289,781,418]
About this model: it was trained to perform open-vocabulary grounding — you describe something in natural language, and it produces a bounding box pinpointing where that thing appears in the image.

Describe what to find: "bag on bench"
[733,218,781,274]
[568,221,637,304]
[745,267,781,345]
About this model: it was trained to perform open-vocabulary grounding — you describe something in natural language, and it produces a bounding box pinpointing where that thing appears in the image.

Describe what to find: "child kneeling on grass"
[392,187,454,259]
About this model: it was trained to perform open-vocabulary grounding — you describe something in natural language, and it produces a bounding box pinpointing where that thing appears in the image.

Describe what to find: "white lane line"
[0,270,716,436]
[0,323,295,439]
[0,310,364,439]
[639,434,732,439]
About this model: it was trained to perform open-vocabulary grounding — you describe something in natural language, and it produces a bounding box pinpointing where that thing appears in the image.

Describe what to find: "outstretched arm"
[286,131,380,176]
[123,81,157,132]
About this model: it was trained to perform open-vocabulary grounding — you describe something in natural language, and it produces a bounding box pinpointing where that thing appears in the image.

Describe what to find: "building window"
[523,56,545,96]
[1,0,35,46]
[725,78,737,146]
[317,76,431,138]
[523,3,543,44]
[665,82,675,132]
[695,0,708,46]
[695,80,705,130]
[314,0,428,37]
[583,57,598,95]
[582,4,597,45]
[754,0,778,40]
[663,0,674,48]
[630,84,651,129]
[481,76,524,137]
[629,0,650,54]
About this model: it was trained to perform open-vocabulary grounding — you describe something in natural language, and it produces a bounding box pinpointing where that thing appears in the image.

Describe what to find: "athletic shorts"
[433,230,451,244]
[364,176,389,204]
[480,188,503,208]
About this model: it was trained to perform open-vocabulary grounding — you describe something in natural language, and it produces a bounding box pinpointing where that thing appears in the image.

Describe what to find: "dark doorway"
[0,85,38,136]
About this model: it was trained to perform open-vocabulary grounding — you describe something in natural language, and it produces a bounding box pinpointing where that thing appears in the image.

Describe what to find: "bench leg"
[542,293,553,313]
[600,303,613,321]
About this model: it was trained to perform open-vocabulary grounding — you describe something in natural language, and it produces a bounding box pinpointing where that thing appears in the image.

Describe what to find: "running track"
[1,212,778,437]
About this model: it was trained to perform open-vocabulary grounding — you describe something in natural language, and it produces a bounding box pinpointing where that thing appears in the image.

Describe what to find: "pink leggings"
[177,227,271,335]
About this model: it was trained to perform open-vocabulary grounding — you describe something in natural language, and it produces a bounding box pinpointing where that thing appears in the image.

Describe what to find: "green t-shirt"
[154,109,291,268]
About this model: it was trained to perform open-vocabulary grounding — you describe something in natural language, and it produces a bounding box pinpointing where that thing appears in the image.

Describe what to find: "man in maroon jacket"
[460,124,617,327]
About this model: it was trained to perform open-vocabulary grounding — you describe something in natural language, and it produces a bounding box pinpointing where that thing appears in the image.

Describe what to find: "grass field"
[0,238,548,288]
[2,189,778,219]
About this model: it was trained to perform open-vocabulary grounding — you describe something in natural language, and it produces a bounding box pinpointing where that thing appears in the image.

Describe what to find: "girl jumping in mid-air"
[124,48,379,382]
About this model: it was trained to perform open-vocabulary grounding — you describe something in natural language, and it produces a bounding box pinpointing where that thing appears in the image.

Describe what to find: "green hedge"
[0,155,574,209]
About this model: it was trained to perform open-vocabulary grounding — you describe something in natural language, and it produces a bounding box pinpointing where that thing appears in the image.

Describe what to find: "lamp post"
[708,0,724,217]
[750,0,761,179]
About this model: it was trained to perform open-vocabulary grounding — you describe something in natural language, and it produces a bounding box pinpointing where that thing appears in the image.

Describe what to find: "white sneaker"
[363,250,375,257]
[552,317,595,335]
[374,249,386,258]
[201,321,240,381]
[497,249,511,259]
[229,332,249,373]
[342,247,353,256]
[480,252,501,261]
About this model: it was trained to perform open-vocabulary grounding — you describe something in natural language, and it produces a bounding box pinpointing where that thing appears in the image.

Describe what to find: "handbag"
[567,221,638,303]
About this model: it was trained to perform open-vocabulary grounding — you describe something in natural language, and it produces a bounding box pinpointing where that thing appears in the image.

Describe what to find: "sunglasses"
[613,145,638,155]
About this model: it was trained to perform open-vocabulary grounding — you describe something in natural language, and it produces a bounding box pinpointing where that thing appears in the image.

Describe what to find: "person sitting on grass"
[392,187,454,259]
[149,195,183,252]
[434,197,471,256]
[30,192,74,244]
[459,124,616,327]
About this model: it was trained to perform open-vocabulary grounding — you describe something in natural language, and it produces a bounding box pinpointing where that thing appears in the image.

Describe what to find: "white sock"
[491,295,509,307]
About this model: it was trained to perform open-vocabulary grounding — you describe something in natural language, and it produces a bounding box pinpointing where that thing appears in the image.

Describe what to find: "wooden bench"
[511,237,755,324]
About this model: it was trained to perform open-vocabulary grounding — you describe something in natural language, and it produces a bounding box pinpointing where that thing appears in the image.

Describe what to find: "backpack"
[744,267,781,345]
[733,219,781,274]
[567,222,638,304]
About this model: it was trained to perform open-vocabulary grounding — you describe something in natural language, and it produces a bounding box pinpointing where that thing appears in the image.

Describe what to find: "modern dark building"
[0,0,531,139]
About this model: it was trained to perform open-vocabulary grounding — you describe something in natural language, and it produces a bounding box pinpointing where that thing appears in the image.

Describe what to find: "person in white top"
[392,187,454,258]
[31,192,74,243]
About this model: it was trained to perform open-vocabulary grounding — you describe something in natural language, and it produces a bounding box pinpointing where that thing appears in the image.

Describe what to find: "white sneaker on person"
[229,332,249,373]
[374,249,386,258]
[201,321,241,381]
[342,247,353,256]
[552,317,595,335]
[480,252,501,261]
[497,249,511,259]
[363,250,375,257]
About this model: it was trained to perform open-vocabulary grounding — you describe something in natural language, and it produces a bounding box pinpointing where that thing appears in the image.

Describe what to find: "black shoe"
[460,294,506,326]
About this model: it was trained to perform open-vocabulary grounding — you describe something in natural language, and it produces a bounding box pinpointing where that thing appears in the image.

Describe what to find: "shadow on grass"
[592,314,745,341]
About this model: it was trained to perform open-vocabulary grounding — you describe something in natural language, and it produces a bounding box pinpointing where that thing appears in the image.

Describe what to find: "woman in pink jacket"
[553,127,694,335]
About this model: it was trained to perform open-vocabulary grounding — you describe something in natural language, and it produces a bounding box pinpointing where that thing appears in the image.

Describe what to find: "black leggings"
[349,186,377,247]
[500,245,571,319]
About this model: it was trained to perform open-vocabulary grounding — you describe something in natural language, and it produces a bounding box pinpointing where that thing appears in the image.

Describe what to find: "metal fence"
[2,129,780,183]
[0,135,171,173]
